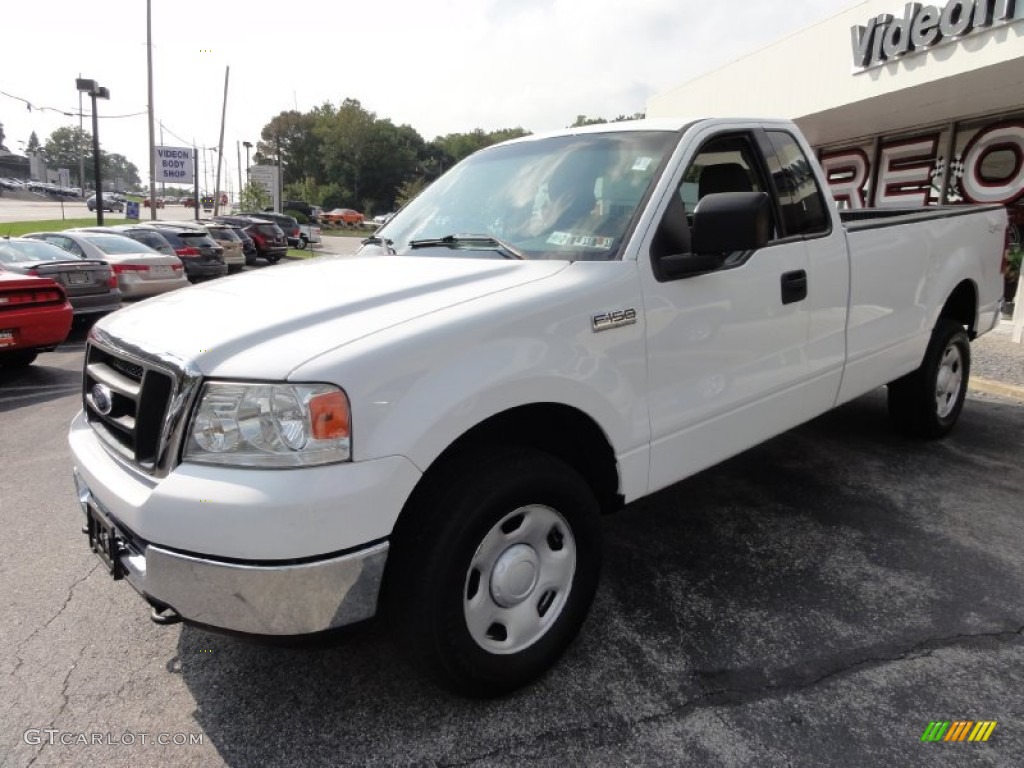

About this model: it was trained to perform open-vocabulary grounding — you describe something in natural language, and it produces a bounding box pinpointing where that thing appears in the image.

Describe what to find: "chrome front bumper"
[75,472,388,636]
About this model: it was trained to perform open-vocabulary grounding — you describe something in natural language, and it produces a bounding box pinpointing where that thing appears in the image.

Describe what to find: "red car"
[321,208,364,226]
[143,197,166,209]
[0,272,74,368]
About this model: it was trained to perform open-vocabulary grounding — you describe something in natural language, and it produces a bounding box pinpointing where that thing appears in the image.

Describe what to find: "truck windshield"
[377,130,678,261]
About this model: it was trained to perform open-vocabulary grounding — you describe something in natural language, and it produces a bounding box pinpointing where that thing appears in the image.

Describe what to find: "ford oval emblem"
[92,383,113,416]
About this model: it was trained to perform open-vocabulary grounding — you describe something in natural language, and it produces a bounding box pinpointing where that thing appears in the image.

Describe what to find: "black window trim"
[756,127,834,242]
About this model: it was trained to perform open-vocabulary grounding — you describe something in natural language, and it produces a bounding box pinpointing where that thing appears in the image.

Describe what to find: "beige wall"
[648,0,1024,147]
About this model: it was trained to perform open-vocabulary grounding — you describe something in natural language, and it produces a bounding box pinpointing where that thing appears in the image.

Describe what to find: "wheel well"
[410,403,623,516]
[939,280,977,338]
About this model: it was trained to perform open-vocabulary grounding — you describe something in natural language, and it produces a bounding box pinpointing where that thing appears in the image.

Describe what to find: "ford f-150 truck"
[70,118,1008,696]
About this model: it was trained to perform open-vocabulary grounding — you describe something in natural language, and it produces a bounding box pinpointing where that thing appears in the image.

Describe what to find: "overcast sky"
[1,0,856,188]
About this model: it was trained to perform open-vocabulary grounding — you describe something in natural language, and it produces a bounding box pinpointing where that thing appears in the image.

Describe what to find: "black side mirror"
[692,191,771,254]
[656,191,771,280]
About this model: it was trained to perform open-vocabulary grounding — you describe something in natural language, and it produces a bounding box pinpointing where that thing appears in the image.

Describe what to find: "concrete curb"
[970,376,1024,401]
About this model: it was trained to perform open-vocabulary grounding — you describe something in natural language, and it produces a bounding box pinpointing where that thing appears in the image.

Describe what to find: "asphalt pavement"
[1,302,1023,767]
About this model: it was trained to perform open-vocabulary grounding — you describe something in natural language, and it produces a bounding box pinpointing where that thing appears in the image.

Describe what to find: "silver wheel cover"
[935,342,964,418]
[463,504,577,655]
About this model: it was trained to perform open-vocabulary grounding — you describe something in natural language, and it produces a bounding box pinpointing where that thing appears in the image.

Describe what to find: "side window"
[765,130,830,236]
[682,134,770,218]
[44,235,78,256]
[652,133,776,262]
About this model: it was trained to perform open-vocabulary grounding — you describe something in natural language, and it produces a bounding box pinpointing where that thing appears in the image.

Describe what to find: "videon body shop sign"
[154,146,195,183]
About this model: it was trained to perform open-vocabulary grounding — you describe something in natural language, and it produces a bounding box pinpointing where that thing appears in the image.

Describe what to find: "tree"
[44,127,91,187]
[569,113,645,128]
[0,122,7,152]
[257,110,323,187]
[570,115,607,127]
[395,176,428,208]
[102,153,141,189]
[429,127,530,173]
[239,181,271,212]
[26,131,40,153]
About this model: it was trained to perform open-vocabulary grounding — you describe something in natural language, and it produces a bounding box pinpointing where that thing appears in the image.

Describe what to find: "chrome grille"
[84,342,176,473]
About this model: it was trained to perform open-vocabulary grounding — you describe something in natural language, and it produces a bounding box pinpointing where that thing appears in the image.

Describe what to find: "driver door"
[640,126,817,493]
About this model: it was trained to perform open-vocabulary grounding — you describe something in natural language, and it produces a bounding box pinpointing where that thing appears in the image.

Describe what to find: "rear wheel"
[266,255,281,264]
[385,447,602,697]
[298,236,308,250]
[888,318,971,438]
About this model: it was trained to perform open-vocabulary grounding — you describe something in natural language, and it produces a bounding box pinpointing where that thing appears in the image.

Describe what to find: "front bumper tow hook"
[150,606,182,625]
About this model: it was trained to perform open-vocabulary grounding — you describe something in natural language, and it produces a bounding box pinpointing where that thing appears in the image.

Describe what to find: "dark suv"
[137,223,227,281]
[241,211,302,248]
[214,216,287,264]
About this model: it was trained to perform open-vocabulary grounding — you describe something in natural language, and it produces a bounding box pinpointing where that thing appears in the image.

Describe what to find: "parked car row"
[0,215,291,369]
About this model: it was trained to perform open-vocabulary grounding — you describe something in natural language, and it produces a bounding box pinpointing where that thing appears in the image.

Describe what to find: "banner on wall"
[820,120,1024,209]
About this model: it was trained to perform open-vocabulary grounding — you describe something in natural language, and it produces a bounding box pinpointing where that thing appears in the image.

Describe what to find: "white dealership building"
[649,0,1024,217]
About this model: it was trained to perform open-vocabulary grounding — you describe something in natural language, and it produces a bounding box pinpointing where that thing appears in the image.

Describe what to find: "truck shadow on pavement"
[173,391,1024,767]
[0,335,87,413]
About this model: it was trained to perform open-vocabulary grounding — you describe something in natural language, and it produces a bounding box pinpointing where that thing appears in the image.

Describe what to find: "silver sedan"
[24,231,188,299]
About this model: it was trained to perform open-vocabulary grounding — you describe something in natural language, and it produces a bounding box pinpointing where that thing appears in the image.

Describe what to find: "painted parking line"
[970,376,1024,401]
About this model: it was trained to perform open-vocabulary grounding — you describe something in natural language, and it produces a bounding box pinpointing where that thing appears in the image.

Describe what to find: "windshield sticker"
[632,156,653,172]
[547,232,614,249]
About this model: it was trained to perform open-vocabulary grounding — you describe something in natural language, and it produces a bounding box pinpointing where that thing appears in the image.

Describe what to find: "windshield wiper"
[361,235,395,255]
[407,234,525,260]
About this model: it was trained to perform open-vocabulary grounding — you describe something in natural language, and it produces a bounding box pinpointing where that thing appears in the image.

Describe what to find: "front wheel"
[266,255,281,264]
[385,447,602,697]
[297,237,308,250]
[888,318,971,438]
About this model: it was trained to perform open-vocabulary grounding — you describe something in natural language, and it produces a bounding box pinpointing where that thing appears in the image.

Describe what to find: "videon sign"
[851,0,1018,69]
[154,146,195,183]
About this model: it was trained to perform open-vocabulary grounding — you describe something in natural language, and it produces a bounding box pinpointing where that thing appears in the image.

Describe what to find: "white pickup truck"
[70,118,1007,696]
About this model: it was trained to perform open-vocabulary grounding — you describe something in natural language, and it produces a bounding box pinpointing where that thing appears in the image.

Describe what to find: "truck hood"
[95,255,569,378]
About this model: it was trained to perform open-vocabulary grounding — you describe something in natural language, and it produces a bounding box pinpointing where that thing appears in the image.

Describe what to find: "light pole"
[242,141,252,188]
[76,78,110,225]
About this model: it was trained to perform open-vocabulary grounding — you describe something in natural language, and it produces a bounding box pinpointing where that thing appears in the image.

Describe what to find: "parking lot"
[1,320,1023,766]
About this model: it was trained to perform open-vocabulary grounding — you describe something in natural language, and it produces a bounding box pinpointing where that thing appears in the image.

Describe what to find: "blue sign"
[125,201,140,220]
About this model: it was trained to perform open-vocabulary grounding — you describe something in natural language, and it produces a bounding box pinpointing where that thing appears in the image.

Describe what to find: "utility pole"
[77,74,85,193]
[146,0,157,220]
[214,66,229,217]
[236,140,242,203]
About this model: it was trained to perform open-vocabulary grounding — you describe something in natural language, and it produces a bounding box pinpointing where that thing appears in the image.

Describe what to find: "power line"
[0,89,146,119]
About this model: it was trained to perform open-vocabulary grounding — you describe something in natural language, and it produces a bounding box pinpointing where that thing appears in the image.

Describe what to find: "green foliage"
[26,131,41,153]
[284,208,310,224]
[42,127,139,189]
[239,181,271,212]
[395,177,428,208]
[102,152,141,189]
[0,121,7,151]
[44,127,91,186]
[571,112,645,128]
[251,97,641,219]
[571,115,608,127]
[1007,242,1022,277]
[1,218,105,237]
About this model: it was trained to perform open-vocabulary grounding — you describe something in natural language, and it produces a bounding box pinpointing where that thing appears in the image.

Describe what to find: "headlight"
[184,382,351,467]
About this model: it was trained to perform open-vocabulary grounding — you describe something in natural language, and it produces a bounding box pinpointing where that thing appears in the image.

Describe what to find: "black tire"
[0,350,38,368]
[384,447,602,697]
[266,255,281,264]
[887,318,971,438]
[298,237,308,250]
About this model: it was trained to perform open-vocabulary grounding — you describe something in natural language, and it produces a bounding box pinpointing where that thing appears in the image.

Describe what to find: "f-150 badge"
[592,308,637,332]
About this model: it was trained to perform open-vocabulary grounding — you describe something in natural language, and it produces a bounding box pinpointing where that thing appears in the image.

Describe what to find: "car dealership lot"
[1,331,1023,767]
